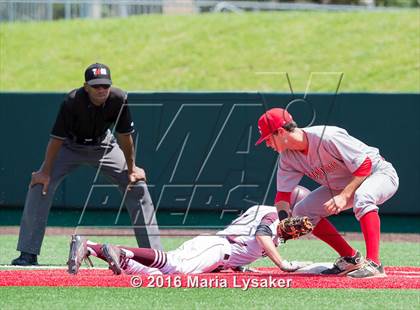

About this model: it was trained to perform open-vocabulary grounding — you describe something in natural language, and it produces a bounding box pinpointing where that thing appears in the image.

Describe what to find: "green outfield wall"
[0,92,419,224]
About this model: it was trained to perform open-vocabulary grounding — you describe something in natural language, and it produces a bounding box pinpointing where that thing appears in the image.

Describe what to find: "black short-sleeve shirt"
[51,87,134,142]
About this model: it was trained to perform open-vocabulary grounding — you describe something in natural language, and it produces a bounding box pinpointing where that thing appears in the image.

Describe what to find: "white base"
[294,262,334,274]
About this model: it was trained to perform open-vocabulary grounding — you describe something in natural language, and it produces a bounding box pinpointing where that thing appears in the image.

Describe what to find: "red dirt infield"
[1,267,419,289]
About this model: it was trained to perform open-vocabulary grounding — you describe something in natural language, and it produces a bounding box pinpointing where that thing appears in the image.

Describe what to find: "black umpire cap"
[84,63,112,86]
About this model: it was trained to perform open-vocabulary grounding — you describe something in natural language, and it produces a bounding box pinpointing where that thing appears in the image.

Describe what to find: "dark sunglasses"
[91,84,111,89]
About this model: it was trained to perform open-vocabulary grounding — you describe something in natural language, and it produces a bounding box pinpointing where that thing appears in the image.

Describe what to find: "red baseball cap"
[255,108,293,145]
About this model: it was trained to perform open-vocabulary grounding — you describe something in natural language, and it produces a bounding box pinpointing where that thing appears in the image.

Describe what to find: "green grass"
[1,235,419,267]
[0,11,419,92]
[0,287,419,310]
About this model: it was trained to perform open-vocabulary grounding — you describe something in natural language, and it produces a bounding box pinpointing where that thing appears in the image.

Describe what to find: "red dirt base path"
[1,267,419,289]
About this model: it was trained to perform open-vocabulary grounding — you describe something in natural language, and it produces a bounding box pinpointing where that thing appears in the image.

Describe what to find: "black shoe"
[321,250,364,275]
[11,252,39,266]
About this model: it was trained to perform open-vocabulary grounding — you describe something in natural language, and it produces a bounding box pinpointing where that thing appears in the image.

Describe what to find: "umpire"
[12,63,162,266]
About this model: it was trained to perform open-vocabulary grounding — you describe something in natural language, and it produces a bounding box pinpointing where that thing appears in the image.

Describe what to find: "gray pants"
[292,161,399,225]
[17,136,162,255]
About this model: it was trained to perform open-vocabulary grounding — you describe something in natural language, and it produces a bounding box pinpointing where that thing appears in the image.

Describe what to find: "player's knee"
[353,190,377,219]
[291,203,306,217]
[354,189,376,208]
[290,186,311,208]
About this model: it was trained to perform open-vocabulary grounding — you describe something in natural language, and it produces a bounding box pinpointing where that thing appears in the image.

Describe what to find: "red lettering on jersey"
[307,161,338,180]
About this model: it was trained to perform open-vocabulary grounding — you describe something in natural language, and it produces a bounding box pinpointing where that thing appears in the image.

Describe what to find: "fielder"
[67,201,313,275]
[255,108,399,278]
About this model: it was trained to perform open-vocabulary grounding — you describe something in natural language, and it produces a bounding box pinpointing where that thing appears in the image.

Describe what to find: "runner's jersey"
[217,205,280,267]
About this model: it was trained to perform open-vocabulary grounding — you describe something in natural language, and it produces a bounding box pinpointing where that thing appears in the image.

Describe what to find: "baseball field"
[0,234,419,308]
[1,8,420,310]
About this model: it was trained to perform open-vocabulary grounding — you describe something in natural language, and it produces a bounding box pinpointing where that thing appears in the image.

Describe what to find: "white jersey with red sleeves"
[216,205,280,268]
[277,126,384,191]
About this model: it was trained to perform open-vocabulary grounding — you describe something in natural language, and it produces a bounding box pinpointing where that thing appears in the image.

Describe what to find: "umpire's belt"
[72,133,107,145]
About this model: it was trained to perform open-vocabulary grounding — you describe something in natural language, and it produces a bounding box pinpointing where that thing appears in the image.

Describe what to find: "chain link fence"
[0,0,418,22]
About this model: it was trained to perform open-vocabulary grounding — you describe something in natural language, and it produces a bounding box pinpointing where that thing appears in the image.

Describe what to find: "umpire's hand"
[128,166,147,183]
[30,170,50,196]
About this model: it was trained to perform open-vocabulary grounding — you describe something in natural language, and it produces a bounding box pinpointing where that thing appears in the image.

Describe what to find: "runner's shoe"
[102,244,126,275]
[67,235,91,274]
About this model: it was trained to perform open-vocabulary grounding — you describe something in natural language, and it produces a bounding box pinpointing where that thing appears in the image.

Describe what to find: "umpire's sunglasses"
[91,84,111,89]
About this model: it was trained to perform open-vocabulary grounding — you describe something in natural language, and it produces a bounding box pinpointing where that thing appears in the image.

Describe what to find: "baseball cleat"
[102,244,125,275]
[11,252,39,266]
[347,259,386,278]
[321,250,364,275]
[67,234,89,275]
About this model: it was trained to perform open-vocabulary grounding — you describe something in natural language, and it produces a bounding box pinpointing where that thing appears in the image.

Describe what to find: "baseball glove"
[277,216,313,242]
